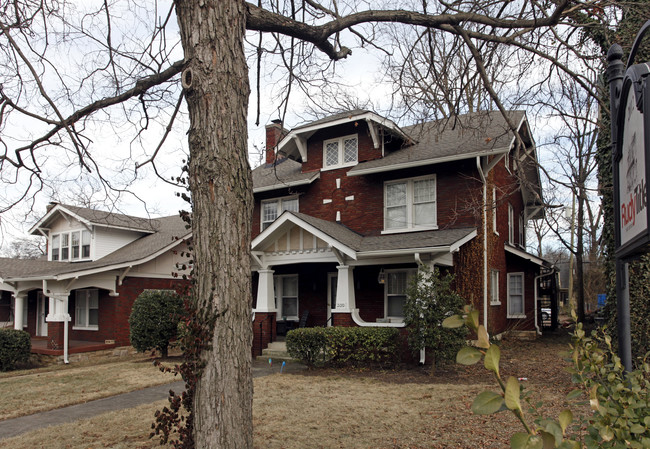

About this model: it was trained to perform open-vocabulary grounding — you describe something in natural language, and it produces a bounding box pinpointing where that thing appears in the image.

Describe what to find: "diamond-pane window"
[343,137,357,163]
[323,135,358,169]
[325,142,339,167]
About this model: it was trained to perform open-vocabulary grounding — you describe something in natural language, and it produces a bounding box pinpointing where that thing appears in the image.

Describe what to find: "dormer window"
[51,230,91,261]
[323,134,358,170]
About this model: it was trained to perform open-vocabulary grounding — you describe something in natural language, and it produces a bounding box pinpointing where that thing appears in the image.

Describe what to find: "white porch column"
[46,291,70,322]
[255,269,276,312]
[334,265,356,312]
[13,293,26,330]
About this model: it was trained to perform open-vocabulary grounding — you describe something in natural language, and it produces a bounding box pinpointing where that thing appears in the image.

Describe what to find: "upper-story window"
[261,196,299,230]
[51,230,91,261]
[519,212,525,248]
[384,175,437,232]
[508,203,514,245]
[323,134,358,170]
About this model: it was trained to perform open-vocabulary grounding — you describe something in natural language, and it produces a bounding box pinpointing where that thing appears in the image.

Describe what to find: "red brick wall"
[252,312,276,357]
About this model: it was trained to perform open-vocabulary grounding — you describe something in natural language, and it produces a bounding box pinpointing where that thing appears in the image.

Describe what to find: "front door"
[36,292,48,337]
[327,273,337,326]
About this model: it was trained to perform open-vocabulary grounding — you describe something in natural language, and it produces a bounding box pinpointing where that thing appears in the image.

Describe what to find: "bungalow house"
[0,204,191,361]
[251,109,558,355]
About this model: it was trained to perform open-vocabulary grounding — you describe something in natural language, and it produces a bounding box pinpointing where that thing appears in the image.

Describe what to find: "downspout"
[63,315,69,364]
[476,157,489,332]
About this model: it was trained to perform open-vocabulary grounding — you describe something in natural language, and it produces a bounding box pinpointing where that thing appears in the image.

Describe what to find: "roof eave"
[253,173,320,193]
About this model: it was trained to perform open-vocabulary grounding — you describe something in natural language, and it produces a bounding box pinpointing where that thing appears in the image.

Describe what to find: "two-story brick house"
[0,203,191,360]
[251,109,556,355]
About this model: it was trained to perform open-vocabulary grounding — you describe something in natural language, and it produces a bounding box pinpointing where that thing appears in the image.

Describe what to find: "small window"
[490,270,500,305]
[385,270,415,319]
[52,234,60,261]
[60,234,69,260]
[519,212,525,248]
[507,273,525,318]
[508,204,514,245]
[75,289,99,329]
[71,231,81,260]
[323,135,358,170]
[82,230,91,258]
[261,196,298,230]
[492,187,498,235]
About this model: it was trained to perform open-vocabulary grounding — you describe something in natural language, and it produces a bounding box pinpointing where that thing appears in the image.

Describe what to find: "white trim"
[350,309,406,327]
[275,274,299,321]
[384,174,437,232]
[347,147,511,177]
[322,134,358,171]
[504,244,548,267]
[508,203,515,245]
[261,195,299,231]
[380,226,438,235]
[507,272,526,319]
[30,205,155,236]
[384,268,416,320]
[490,269,501,306]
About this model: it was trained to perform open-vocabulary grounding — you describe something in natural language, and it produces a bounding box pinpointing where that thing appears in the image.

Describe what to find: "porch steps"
[257,341,296,362]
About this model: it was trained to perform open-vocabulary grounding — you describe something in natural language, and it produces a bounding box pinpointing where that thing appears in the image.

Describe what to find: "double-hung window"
[492,187,499,235]
[384,175,437,231]
[323,134,358,170]
[508,203,514,245]
[507,273,525,318]
[385,270,415,319]
[261,196,298,230]
[75,289,99,329]
[519,212,525,248]
[274,275,299,321]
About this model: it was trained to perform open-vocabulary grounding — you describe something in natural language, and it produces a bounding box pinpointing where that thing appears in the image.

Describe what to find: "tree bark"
[174,1,253,447]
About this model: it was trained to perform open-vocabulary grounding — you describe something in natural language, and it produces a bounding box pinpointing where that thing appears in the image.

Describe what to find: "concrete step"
[257,340,296,362]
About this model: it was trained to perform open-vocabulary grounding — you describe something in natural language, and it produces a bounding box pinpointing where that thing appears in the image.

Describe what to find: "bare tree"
[0,1,621,447]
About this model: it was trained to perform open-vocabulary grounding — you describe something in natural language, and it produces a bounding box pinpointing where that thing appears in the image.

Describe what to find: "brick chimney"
[265,119,285,164]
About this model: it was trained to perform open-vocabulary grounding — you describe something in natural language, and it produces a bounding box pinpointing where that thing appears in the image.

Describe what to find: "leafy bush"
[0,328,31,371]
[286,326,401,368]
[443,307,650,449]
[285,327,328,367]
[404,266,467,369]
[129,289,184,357]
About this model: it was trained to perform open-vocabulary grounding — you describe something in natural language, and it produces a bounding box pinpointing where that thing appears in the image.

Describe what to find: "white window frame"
[507,272,526,318]
[508,203,514,245]
[274,274,299,321]
[51,230,92,261]
[490,269,501,305]
[73,289,99,330]
[505,151,511,174]
[260,196,299,231]
[322,134,358,170]
[492,186,499,235]
[384,269,416,320]
[383,175,437,233]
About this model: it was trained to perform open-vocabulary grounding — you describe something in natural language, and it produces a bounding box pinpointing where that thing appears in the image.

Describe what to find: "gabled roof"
[273,109,413,162]
[1,214,190,282]
[348,110,527,176]
[252,211,477,259]
[29,203,160,235]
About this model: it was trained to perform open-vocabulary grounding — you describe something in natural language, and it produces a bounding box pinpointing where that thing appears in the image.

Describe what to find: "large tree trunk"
[174,1,253,447]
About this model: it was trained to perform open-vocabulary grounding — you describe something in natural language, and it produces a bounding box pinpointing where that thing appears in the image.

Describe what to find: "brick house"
[251,109,557,355]
[0,203,191,360]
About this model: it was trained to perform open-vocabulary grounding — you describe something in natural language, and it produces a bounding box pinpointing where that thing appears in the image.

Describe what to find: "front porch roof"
[252,211,477,267]
[504,244,553,268]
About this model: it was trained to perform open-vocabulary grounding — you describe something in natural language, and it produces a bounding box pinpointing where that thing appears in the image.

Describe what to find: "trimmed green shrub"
[285,327,328,367]
[129,289,184,357]
[286,326,401,368]
[0,328,31,371]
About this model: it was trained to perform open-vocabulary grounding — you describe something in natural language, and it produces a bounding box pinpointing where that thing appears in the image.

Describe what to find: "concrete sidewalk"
[0,359,305,440]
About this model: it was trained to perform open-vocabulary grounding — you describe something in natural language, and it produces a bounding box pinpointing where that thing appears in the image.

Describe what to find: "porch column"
[46,291,70,322]
[333,265,356,312]
[13,293,26,330]
[255,269,276,312]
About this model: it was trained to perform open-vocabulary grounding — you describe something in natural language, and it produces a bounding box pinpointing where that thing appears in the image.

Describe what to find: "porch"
[30,337,117,356]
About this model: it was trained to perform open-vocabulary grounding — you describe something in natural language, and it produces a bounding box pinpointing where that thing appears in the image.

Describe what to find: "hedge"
[286,326,401,368]
[0,328,31,371]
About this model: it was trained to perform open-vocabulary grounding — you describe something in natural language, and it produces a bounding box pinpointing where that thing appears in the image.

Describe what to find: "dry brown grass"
[0,354,179,420]
[0,331,588,448]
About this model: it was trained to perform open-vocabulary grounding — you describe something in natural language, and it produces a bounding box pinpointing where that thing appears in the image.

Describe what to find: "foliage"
[403,266,467,367]
[627,254,650,361]
[0,328,31,371]
[443,307,650,448]
[128,289,184,358]
[286,326,401,368]
[569,322,650,448]
[285,327,327,368]
[150,295,215,449]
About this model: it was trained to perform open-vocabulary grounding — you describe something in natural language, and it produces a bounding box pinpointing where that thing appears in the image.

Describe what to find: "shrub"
[0,328,31,371]
[129,289,184,357]
[286,327,328,367]
[286,326,401,368]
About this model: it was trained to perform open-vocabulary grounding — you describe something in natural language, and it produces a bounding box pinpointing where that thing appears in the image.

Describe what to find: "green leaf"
[566,389,582,400]
[471,390,505,415]
[558,409,573,433]
[630,424,646,434]
[541,421,563,446]
[511,432,530,449]
[456,346,482,365]
[477,325,490,349]
[484,344,500,374]
[466,309,479,330]
[599,426,614,442]
[442,314,465,329]
[505,376,521,412]
[539,430,556,449]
